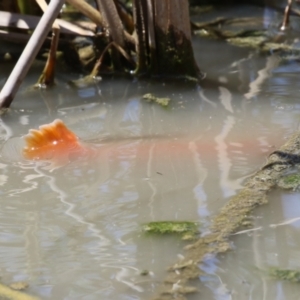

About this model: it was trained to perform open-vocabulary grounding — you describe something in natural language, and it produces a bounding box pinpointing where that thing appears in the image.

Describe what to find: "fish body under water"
[0,119,276,170]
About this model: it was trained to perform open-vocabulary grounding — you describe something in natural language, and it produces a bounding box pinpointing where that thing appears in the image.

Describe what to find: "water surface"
[1,5,300,299]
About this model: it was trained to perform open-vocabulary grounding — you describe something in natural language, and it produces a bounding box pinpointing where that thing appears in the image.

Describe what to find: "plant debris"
[143,221,199,240]
[269,267,300,283]
[142,94,171,107]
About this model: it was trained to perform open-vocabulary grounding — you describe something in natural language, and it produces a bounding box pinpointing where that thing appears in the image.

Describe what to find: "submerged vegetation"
[0,0,200,108]
[269,267,300,283]
[277,173,300,190]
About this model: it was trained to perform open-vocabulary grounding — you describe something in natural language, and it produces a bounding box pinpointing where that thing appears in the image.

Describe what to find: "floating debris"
[143,221,199,240]
[142,93,171,107]
[269,267,300,283]
[192,15,300,56]
[228,37,300,55]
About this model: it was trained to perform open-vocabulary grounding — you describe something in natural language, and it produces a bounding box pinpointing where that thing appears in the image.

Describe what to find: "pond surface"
[1,4,300,300]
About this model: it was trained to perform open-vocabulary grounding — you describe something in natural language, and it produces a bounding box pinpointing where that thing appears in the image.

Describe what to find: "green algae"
[269,267,300,283]
[143,221,199,240]
[278,173,300,190]
[142,93,171,107]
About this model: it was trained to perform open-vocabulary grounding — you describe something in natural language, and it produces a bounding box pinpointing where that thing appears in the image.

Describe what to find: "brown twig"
[35,0,60,88]
[280,0,293,30]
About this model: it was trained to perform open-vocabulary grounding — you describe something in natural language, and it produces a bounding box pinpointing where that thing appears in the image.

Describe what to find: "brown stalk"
[66,0,135,45]
[280,0,293,30]
[66,0,106,28]
[0,10,95,36]
[90,41,135,77]
[132,0,147,73]
[113,0,134,33]
[95,0,124,47]
[36,27,60,87]
[35,0,60,87]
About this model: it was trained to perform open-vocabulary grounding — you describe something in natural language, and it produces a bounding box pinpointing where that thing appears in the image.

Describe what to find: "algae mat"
[152,131,300,299]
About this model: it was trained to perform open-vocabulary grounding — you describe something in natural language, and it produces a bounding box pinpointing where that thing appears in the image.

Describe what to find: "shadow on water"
[1,4,300,300]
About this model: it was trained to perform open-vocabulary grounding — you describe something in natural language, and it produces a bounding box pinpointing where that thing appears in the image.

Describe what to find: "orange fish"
[0,119,278,172]
[16,119,192,170]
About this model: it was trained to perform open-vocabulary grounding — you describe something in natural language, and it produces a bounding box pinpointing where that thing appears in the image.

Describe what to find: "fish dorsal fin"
[22,119,81,161]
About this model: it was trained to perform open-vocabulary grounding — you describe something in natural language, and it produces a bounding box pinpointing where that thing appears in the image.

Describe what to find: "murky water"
[1,4,300,300]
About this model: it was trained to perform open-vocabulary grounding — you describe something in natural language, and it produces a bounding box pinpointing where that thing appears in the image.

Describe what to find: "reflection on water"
[1,7,300,300]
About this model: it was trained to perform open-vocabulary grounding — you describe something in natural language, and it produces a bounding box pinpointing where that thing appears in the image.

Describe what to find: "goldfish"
[0,118,278,173]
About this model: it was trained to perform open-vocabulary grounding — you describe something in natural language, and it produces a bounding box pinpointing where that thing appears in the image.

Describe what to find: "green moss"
[140,270,149,276]
[143,221,199,239]
[278,174,300,190]
[142,93,170,107]
[269,267,300,283]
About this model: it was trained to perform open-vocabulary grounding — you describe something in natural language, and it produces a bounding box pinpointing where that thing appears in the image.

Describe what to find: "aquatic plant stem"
[35,0,61,87]
[36,27,60,87]
[0,0,64,109]
[281,0,292,30]
[90,41,134,77]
